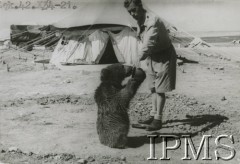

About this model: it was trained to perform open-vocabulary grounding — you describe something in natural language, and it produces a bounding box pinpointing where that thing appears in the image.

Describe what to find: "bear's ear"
[100,68,111,81]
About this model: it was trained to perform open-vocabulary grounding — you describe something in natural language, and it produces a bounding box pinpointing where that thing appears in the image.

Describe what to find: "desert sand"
[0,44,240,163]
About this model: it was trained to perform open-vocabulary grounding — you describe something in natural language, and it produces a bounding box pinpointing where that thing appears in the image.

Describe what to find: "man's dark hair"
[124,0,142,8]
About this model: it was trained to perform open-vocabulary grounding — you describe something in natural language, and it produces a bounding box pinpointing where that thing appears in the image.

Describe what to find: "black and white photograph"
[0,0,240,163]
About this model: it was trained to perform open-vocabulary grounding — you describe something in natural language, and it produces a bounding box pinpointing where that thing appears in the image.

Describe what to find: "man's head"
[124,0,144,21]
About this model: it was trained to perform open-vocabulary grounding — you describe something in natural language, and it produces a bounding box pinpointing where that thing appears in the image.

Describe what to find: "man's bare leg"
[146,92,165,131]
[155,93,165,120]
[151,92,157,116]
[137,89,156,124]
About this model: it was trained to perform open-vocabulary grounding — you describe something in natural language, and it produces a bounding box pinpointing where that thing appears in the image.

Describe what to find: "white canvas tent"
[50,27,139,65]
[50,2,140,66]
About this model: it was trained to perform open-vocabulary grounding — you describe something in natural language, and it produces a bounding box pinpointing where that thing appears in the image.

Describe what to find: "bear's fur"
[94,63,146,148]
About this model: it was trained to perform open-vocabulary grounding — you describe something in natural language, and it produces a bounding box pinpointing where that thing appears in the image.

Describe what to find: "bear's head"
[100,64,133,83]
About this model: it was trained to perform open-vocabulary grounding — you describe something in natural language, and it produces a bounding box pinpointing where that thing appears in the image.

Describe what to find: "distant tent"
[186,38,211,48]
[232,40,240,44]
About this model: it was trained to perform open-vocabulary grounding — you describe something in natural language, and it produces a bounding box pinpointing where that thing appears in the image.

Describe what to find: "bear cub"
[94,63,146,148]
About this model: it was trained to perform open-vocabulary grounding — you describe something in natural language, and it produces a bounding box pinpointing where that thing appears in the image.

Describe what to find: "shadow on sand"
[127,114,228,148]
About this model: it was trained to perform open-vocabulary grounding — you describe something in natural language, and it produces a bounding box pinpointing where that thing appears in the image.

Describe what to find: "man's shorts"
[146,46,177,93]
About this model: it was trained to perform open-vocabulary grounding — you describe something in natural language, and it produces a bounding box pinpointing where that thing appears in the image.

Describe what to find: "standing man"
[124,0,177,131]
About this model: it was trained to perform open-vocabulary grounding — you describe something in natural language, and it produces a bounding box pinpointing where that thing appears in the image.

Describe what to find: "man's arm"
[139,24,158,61]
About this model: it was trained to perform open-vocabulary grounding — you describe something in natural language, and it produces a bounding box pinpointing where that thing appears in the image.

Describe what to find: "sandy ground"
[0,46,240,164]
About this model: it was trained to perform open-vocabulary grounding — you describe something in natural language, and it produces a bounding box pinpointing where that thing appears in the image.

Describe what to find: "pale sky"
[144,0,240,32]
[0,0,240,32]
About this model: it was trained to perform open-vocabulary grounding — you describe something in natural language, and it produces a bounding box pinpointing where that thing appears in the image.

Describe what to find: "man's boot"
[146,119,162,131]
[138,116,154,125]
